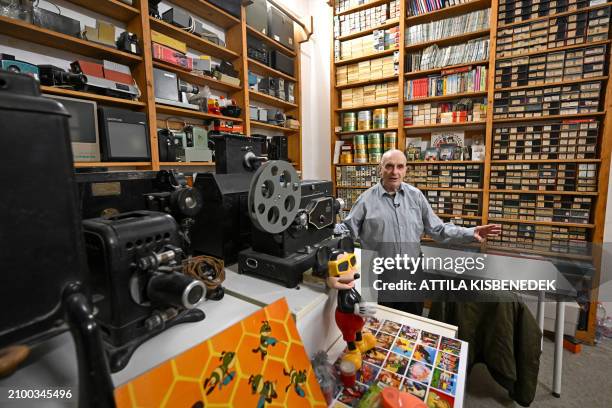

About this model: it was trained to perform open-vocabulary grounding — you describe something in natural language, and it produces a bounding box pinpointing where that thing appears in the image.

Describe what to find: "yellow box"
[152,30,187,53]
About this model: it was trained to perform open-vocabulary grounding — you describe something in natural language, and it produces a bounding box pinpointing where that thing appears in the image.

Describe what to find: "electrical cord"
[182,255,225,300]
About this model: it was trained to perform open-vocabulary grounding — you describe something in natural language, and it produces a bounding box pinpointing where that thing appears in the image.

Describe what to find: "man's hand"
[354,302,376,317]
[474,224,502,242]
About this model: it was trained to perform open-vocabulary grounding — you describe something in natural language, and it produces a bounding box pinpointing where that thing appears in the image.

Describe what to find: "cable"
[182,255,225,292]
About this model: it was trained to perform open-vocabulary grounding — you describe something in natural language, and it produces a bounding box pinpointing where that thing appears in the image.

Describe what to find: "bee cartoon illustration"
[283,367,307,397]
[203,351,236,395]
[252,320,278,360]
[248,374,278,408]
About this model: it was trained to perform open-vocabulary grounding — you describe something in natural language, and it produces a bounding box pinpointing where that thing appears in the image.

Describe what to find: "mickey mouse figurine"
[327,250,377,370]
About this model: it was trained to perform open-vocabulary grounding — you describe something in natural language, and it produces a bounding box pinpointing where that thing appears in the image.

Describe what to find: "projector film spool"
[248,160,301,234]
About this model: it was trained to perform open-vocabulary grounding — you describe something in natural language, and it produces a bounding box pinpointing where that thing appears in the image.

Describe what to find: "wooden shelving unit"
[152,61,241,92]
[155,104,243,122]
[40,86,146,109]
[329,0,612,344]
[404,91,488,103]
[404,59,489,79]
[148,18,240,61]
[405,0,492,24]
[337,19,399,41]
[334,48,399,66]
[247,58,296,82]
[67,0,140,22]
[250,121,299,133]
[73,162,151,168]
[0,15,142,65]
[159,161,215,166]
[404,28,490,52]
[249,90,298,109]
[0,1,304,172]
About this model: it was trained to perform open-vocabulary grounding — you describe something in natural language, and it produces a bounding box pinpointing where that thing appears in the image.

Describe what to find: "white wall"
[275,0,332,180]
[600,155,612,318]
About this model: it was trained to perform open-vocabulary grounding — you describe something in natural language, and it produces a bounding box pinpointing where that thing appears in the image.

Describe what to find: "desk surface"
[0,295,260,407]
[224,263,329,319]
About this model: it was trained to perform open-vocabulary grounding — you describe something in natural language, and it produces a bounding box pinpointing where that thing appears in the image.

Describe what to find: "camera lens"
[147,272,206,309]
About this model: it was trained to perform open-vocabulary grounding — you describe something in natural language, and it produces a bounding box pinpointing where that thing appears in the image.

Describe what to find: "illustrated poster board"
[330,306,468,408]
[114,298,326,408]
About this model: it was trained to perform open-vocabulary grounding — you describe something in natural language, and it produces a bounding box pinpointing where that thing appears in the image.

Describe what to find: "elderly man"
[337,149,501,315]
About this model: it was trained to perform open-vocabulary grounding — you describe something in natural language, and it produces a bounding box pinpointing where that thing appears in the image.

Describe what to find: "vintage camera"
[38,64,86,87]
[0,54,39,79]
[82,210,206,372]
[116,31,140,55]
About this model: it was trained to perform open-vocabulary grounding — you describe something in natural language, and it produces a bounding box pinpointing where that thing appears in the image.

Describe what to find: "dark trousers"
[378,301,424,316]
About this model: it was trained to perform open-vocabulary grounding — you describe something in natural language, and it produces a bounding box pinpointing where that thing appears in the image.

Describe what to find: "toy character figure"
[203,351,236,395]
[248,374,277,408]
[283,367,307,397]
[327,250,376,370]
[252,320,278,360]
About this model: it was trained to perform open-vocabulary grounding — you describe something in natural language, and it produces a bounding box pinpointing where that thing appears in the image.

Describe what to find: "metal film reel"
[248,160,301,234]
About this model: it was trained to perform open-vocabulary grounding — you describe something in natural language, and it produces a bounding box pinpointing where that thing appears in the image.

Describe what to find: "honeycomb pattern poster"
[114,298,326,407]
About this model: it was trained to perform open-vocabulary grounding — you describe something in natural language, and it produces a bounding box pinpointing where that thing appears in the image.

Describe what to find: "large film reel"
[248,160,301,234]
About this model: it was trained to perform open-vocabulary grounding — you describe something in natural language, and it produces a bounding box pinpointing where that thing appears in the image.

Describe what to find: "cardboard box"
[152,42,193,70]
[152,30,187,53]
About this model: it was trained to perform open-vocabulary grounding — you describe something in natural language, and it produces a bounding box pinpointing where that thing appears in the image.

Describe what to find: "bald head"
[380,149,407,167]
[379,149,407,192]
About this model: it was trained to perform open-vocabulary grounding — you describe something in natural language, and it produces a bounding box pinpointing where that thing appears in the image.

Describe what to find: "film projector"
[238,160,349,288]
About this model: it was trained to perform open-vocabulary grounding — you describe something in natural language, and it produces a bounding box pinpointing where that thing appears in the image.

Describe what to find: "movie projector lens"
[147,272,206,309]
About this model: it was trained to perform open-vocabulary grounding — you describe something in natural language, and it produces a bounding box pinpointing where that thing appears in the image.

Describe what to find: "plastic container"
[339,360,356,388]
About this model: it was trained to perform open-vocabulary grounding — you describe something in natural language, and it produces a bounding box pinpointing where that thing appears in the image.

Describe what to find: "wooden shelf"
[249,90,298,109]
[417,187,484,192]
[498,2,612,29]
[335,48,399,66]
[159,162,215,166]
[336,185,375,189]
[489,189,598,196]
[0,16,142,65]
[246,25,297,57]
[404,60,490,79]
[336,0,392,16]
[67,0,140,22]
[404,91,487,104]
[404,29,490,53]
[250,121,299,133]
[74,162,151,168]
[248,58,296,82]
[336,76,398,90]
[336,19,399,42]
[437,213,483,220]
[404,121,487,131]
[493,112,606,123]
[336,127,398,136]
[495,76,609,92]
[168,0,241,29]
[149,18,240,61]
[41,86,146,108]
[152,61,241,92]
[334,162,380,166]
[408,160,485,165]
[496,39,612,61]
[406,0,492,25]
[336,101,398,112]
[155,104,243,122]
[491,159,601,163]
[488,217,594,228]
[485,245,592,261]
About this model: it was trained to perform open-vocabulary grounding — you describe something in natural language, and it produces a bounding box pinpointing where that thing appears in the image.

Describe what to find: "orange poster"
[114,298,326,408]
